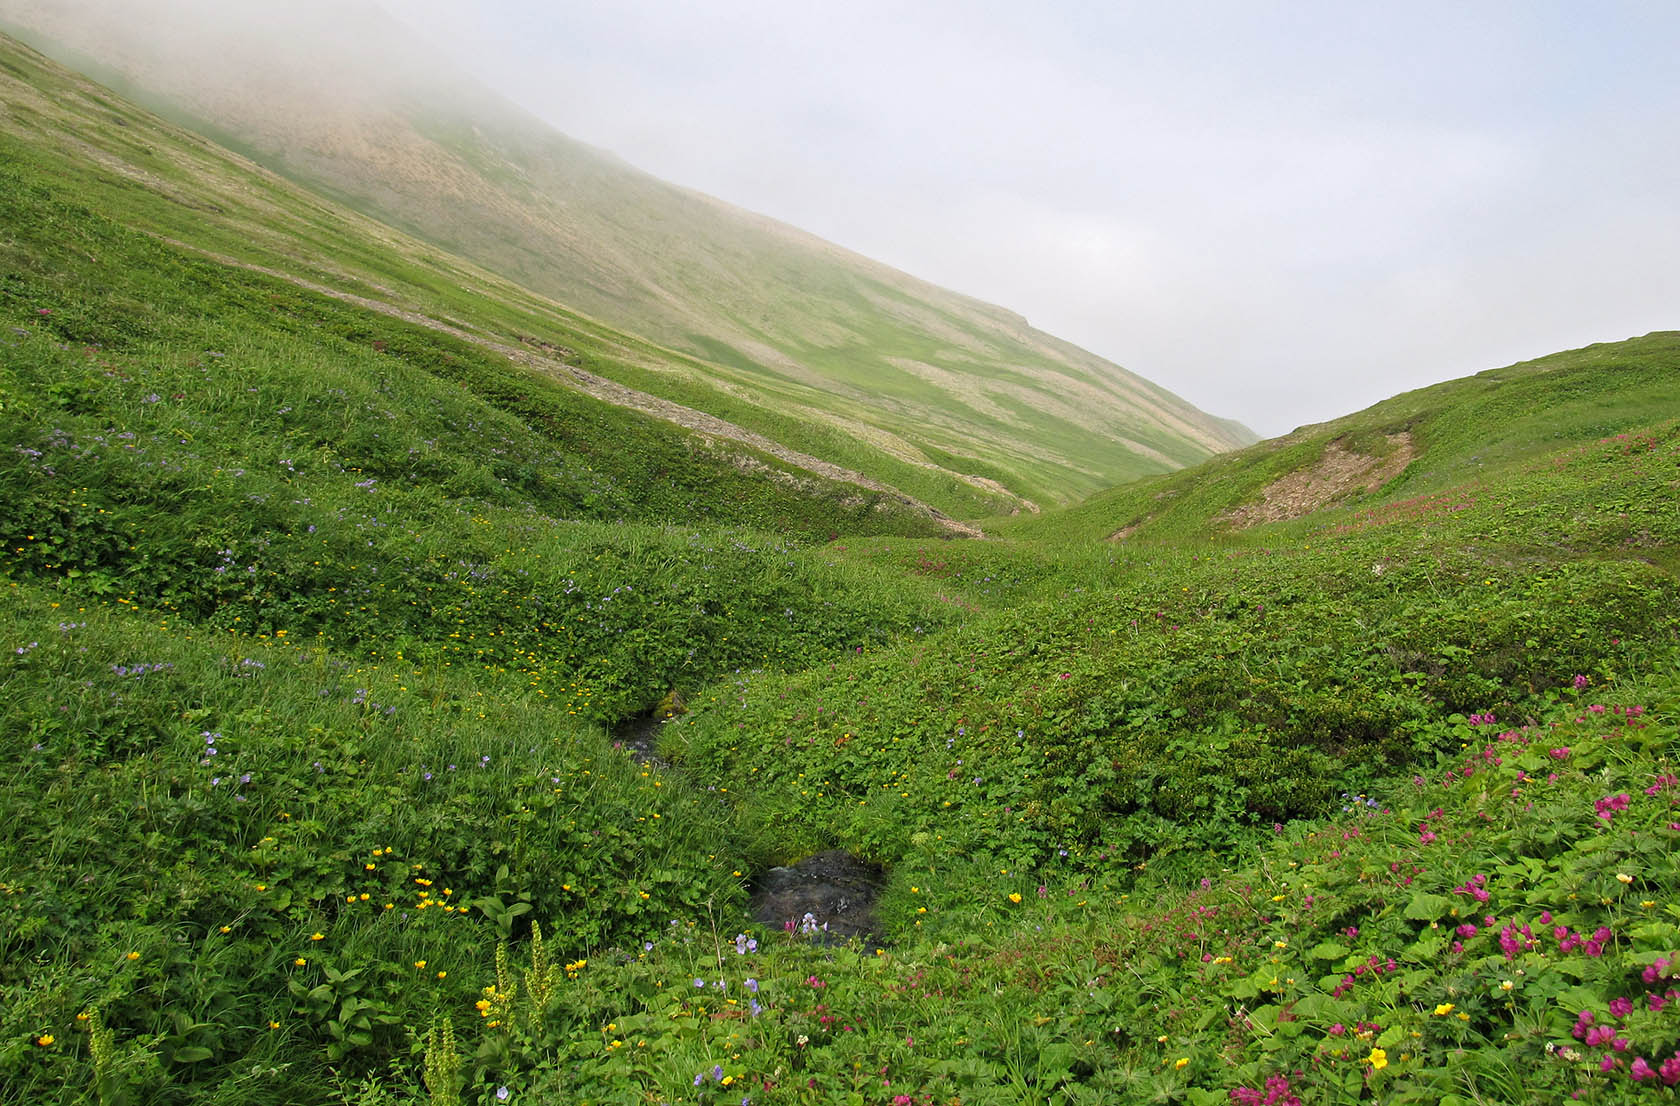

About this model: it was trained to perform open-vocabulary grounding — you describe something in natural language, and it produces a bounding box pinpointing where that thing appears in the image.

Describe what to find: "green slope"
[4,14,1680,1106]
[1000,332,1680,548]
[0,28,1019,524]
[0,1,1254,509]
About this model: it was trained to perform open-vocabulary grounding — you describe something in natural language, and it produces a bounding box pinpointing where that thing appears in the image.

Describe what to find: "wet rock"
[611,712,667,767]
[750,850,884,944]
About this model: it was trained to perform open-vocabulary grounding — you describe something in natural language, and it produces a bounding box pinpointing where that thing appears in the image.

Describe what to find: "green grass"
[999,335,1680,547]
[0,24,1252,513]
[2,27,1680,1106]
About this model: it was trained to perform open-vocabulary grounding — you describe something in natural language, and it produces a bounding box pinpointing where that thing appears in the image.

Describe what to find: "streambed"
[609,713,885,943]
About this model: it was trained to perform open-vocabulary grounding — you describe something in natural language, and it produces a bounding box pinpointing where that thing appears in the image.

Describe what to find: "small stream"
[609,712,885,944]
[609,711,668,767]
[749,850,884,944]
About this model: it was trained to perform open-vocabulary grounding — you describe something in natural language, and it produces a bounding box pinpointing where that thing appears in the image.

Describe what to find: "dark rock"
[750,850,884,944]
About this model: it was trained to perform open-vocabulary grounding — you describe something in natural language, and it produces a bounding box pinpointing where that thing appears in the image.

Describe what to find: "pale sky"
[377,0,1679,436]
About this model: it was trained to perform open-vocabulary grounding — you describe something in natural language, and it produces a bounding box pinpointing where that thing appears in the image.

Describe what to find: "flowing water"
[609,713,885,943]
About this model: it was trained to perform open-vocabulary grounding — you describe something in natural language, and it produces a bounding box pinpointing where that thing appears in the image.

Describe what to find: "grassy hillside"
[1001,333,1680,549]
[5,298,1677,1102]
[0,30,1023,523]
[0,4,1253,507]
[3,24,1680,1106]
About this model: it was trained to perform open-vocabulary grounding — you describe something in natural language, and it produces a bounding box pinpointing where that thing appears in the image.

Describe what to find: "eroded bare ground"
[1107,519,1145,542]
[1221,432,1415,530]
[161,238,984,537]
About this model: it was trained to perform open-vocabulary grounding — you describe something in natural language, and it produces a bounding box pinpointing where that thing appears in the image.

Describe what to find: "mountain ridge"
[0,0,1253,508]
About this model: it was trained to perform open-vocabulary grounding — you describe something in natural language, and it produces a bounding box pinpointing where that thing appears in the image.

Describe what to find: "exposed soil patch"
[749,850,884,945]
[1107,518,1147,542]
[1222,432,1415,530]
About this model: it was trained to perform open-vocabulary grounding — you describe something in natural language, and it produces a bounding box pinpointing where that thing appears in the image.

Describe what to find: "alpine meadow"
[3,21,1680,1106]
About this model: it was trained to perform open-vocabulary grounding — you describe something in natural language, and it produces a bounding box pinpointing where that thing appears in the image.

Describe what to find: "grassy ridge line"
[0,26,1235,513]
[0,33,1019,519]
[1006,333,1680,547]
